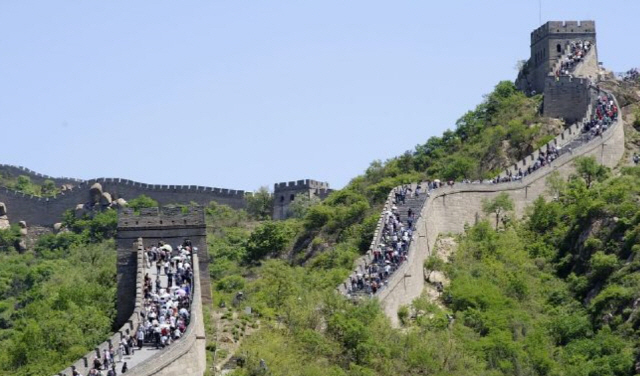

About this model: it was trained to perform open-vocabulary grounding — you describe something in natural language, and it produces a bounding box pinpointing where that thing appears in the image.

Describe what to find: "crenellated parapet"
[0,163,84,187]
[272,179,333,220]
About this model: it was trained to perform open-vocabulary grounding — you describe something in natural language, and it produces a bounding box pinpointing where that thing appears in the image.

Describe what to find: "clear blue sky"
[1,1,638,191]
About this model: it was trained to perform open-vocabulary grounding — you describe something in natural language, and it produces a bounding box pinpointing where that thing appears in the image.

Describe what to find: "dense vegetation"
[0,211,117,376]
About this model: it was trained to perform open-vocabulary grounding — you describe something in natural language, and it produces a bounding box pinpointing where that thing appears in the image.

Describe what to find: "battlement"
[274,179,330,191]
[117,206,205,229]
[531,20,596,45]
[0,164,84,186]
[92,177,246,198]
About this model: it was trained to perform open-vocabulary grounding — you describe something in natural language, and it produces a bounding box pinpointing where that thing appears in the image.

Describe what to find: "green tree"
[0,225,21,252]
[246,186,273,220]
[545,170,566,199]
[288,193,321,219]
[127,194,158,212]
[574,156,609,187]
[482,192,514,229]
[245,221,296,262]
[13,175,37,195]
[41,179,57,197]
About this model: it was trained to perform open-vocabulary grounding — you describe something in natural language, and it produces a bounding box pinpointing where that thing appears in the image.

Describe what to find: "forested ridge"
[206,80,640,375]
[1,79,640,376]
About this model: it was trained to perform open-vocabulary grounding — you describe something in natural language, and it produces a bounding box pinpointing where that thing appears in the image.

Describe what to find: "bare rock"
[100,192,113,206]
[89,183,103,203]
[0,216,9,230]
[18,221,27,235]
[427,270,447,285]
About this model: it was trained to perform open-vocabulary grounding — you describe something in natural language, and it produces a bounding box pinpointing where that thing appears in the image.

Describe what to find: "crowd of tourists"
[582,92,618,137]
[556,40,593,76]
[493,144,561,183]
[349,185,422,295]
[74,240,195,376]
[139,240,193,349]
[495,90,617,184]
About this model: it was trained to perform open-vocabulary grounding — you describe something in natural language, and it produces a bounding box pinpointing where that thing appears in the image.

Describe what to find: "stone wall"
[0,177,247,227]
[0,164,83,186]
[543,76,593,123]
[376,107,624,326]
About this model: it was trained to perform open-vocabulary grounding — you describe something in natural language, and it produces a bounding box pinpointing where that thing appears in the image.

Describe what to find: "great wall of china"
[0,20,630,375]
[340,88,624,326]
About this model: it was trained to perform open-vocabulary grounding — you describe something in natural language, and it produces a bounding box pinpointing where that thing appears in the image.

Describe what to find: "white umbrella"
[161,244,173,252]
[434,179,441,183]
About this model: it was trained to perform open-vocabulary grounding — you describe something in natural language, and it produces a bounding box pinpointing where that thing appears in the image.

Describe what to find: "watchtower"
[273,179,332,220]
[520,21,597,95]
[115,206,210,328]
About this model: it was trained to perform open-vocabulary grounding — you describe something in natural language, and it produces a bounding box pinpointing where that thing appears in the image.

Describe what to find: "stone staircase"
[341,182,430,297]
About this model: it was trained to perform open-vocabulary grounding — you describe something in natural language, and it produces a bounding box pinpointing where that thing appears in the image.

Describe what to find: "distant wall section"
[272,179,333,220]
[0,178,247,227]
[0,164,84,187]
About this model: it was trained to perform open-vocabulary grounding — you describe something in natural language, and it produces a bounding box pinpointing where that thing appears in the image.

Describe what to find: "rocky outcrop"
[0,202,8,230]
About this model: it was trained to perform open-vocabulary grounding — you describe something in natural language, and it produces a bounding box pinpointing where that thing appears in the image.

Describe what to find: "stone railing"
[57,238,146,376]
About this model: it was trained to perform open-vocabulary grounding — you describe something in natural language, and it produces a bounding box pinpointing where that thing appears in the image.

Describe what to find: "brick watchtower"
[518,21,597,95]
[516,21,600,124]
[115,206,210,328]
[272,179,332,220]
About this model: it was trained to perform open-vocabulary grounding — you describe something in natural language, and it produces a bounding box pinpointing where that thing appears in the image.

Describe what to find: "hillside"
[202,79,640,375]
[0,74,638,376]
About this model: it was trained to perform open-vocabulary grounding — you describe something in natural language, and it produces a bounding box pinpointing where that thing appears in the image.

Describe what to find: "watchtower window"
[290,194,295,201]
[556,44,561,53]
[280,195,284,202]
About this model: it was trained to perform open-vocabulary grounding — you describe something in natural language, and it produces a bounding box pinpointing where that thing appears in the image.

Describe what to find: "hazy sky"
[1,1,638,191]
